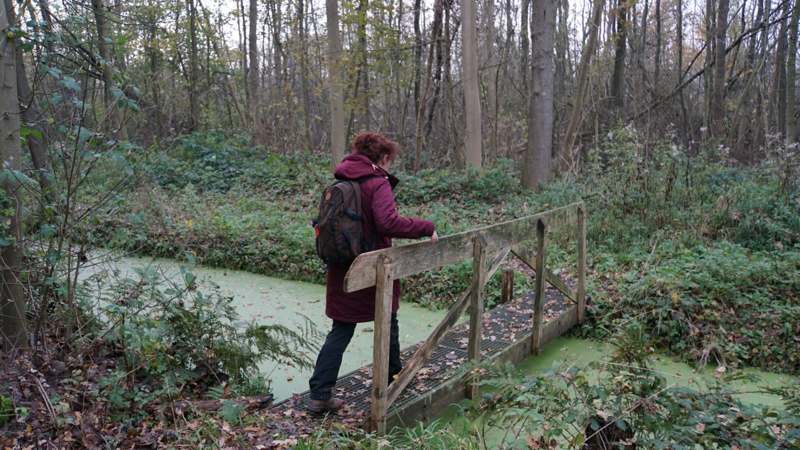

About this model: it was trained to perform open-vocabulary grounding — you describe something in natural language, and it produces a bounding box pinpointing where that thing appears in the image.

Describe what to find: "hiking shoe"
[307,397,345,414]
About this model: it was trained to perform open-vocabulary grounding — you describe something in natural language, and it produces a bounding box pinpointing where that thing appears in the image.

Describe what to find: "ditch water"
[82,254,796,409]
[80,254,446,401]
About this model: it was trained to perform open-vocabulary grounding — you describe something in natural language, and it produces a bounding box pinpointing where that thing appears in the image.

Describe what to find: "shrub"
[587,241,800,373]
[83,264,319,417]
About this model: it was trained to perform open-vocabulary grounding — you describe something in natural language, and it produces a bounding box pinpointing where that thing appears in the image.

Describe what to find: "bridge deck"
[275,279,576,430]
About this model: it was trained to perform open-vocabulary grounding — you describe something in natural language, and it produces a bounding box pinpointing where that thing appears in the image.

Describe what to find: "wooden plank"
[386,305,579,430]
[531,220,547,354]
[370,255,393,434]
[385,247,510,407]
[577,204,587,324]
[467,234,487,399]
[344,203,580,292]
[501,270,514,304]
[511,247,577,303]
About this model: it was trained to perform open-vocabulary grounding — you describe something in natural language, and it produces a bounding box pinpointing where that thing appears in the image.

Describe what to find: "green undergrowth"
[295,325,800,448]
[84,129,800,373]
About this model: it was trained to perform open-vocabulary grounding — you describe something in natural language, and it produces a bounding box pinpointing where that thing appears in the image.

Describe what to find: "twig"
[33,372,57,423]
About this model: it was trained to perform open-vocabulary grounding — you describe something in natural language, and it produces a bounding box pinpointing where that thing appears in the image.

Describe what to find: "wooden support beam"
[511,247,577,304]
[370,255,393,434]
[385,247,510,407]
[344,203,580,292]
[467,234,487,399]
[531,220,547,354]
[501,270,514,304]
[577,205,587,324]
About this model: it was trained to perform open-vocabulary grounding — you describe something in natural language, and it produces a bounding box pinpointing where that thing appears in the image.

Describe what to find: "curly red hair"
[351,132,400,164]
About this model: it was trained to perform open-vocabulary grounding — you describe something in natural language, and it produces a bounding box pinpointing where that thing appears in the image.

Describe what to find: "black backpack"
[313,178,375,265]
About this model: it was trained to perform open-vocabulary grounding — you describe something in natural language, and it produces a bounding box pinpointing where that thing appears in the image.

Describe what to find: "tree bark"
[297,0,314,149]
[523,0,555,188]
[520,0,529,92]
[413,0,422,135]
[91,0,124,136]
[786,0,800,144]
[462,0,483,168]
[711,0,729,137]
[1,0,27,350]
[357,0,370,130]
[10,4,52,196]
[676,0,689,140]
[774,0,789,135]
[555,0,569,98]
[188,0,199,131]
[610,0,628,113]
[561,0,604,160]
[482,0,497,157]
[654,0,662,98]
[326,0,345,166]
[248,0,259,131]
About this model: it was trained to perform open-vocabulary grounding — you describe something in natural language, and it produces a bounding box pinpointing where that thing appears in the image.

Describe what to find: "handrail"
[343,202,581,292]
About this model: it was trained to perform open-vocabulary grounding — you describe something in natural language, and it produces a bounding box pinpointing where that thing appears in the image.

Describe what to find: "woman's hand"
[430,231,439,243]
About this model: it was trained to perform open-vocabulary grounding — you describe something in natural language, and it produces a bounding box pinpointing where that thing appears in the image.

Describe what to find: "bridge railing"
[344,201,587,432]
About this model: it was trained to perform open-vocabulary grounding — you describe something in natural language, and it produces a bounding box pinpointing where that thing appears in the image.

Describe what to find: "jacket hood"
[334,153,399,188]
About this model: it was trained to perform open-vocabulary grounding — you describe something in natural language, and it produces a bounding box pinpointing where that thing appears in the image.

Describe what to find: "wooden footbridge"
[277,202,587,433]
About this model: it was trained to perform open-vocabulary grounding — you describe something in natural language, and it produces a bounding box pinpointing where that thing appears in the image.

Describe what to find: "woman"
[308,132,437,413]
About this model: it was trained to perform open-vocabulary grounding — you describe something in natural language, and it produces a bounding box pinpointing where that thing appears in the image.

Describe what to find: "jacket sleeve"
[371,179,435,239]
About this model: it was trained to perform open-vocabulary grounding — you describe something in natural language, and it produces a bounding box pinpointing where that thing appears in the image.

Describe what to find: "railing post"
[501,270,514,304]
[467,234,487,399]
[577,204,587,324]
[532,219,547,354]
[371,255,392,434]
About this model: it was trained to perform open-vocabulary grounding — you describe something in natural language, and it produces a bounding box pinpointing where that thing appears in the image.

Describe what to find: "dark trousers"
[309,314,402,401]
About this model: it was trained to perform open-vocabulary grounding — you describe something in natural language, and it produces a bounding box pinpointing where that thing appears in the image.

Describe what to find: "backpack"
[313,178,376,265]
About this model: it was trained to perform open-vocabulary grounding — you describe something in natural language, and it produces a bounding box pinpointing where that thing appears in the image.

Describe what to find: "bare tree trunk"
[482,0,497,157]
[298,0,314,149]
[357,0,370,130]
[326,0,345,165]
[414,0,422,135]
[638,0,649,100]
[393,0,406,142]
[786,0,800,143]
[248,0,259,132]
[520,0,529,91]
[704,0,715,134]
[555,0,569,98]
[188,0,199,131]
[561,0,604,160]
[462,0,483,168]
[523,0,555,187]
[11,3,51,195]
[610,0,628,113]
[268,0,284,97]
[774,1,789,135]
[735,0,766,161]
[238,0,248,105]
[676,0,689,141]
[1,0,27,350]
[415,0,446,170]
[711,0,729,138]
[91,0,124,136]
[654,0,662,98]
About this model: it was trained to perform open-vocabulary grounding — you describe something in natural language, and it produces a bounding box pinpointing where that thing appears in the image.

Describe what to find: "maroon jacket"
[325,154,435,323]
